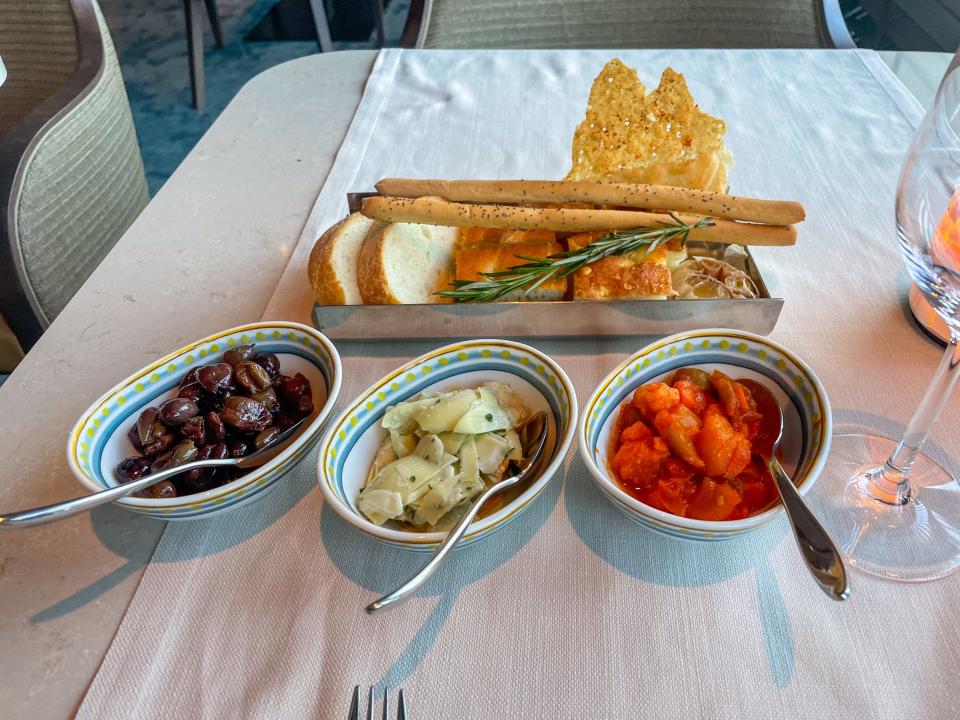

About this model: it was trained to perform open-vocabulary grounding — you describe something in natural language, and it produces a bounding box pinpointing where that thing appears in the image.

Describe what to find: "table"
[0,51,376,719]
[878,50,952,110]
[0,48,951,718]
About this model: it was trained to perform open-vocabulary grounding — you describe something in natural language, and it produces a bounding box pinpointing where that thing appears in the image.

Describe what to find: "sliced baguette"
[308,212,377,305]
[358,222,458,304]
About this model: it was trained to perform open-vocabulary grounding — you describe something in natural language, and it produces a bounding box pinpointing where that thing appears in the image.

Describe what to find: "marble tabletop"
[0,48,950,717]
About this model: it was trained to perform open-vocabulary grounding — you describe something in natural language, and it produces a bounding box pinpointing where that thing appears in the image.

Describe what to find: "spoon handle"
[0,419,306,529]
[365,476,519,614]
[0,458,243,529]
[0,461,210,529]
[768,457,850,600]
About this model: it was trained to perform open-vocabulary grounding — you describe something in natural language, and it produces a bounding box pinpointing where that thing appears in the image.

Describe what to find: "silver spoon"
[739,379,849,600]
[366,411,549,614]
[0,418,306,529]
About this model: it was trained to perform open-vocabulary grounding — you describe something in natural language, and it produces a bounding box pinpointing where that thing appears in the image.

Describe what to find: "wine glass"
[819,51,960,582]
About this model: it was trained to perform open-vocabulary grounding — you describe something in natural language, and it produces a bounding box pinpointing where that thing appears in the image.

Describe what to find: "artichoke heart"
[411,389,479,433]
[452,388,510,434]
[382,395,440,433]
[474,432,512,475]
[358,382,532,529]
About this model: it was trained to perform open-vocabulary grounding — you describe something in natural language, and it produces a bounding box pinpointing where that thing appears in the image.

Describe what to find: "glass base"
[818,433,960,582]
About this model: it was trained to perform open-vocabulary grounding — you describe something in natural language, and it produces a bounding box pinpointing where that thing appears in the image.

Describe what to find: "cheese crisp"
[566,60,732,193]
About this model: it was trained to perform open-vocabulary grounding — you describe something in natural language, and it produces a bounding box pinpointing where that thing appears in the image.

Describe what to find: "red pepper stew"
[609,368,775,521]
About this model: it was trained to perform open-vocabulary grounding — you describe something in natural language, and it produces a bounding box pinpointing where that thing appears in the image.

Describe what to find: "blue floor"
[101,0,409,195]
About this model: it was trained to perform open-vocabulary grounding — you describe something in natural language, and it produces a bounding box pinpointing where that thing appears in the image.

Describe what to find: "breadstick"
[375,178,805,226]
[361,195,797,247]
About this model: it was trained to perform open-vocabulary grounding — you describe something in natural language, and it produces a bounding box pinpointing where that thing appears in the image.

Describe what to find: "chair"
[0,0,149,364]
[184,0,225,111]
[405,0,855,49]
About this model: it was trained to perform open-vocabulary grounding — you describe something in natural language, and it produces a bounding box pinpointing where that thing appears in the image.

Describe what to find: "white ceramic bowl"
[578,329,831,541]
[318,339,577,550]
[68,321,341,520]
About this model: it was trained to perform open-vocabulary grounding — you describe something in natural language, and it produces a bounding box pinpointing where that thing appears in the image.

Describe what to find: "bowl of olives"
[67,322,341,520]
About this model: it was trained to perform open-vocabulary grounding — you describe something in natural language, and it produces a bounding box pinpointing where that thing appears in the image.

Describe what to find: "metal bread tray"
[311,196,783,340]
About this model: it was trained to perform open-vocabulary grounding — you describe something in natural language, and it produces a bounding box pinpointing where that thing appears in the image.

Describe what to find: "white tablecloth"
[78,49,960,719]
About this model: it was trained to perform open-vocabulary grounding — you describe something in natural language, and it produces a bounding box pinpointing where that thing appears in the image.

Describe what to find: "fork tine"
[366,687,374,720]
[348,685,359,720]
[397,688,407,720]
[381,687,388,720]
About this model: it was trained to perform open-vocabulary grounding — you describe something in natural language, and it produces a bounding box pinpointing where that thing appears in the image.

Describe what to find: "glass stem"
[867,337,960,504]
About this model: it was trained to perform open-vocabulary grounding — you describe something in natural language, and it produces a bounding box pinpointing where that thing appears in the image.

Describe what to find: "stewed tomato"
[609,368,774,521]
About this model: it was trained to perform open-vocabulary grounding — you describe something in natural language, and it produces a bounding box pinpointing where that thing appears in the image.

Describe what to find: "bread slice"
[567,232,674,300]
[455,241,566,301]
[456,227,557,249]
[358,222,457,304]
[308,213,377,305]
[457,227,501,248]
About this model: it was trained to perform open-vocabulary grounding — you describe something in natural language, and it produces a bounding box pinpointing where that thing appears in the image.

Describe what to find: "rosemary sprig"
[435,213,715,303]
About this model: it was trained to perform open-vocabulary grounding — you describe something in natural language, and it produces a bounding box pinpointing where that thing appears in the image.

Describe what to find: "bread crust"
[357,221,398,304]
[308,216,349,305]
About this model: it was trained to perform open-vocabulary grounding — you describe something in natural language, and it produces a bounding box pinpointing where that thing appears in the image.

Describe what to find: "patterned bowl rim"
[317,338,578,545]
[67,321,343,509]
[577,328,832,534]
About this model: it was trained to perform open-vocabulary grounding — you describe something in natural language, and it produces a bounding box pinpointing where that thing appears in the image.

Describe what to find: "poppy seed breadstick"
[361,195,797,247]
[375,178,805,226]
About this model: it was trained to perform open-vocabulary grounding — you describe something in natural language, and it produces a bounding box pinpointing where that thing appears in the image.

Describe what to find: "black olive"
[223,344,256,367]
[116,456,152,482]
[219,396,272,433]
[177,383,203,402]
[159,397,199,426]
[235,361,272,394]
[181,416,206,444]
[138,480,177,499]
[226,437,250,458]
[180,442,230,492]
[254,427,281,450]
[179,367,201,388]
[252,352,280,380]
[143,432,176,458]
[297,394,314,417]
[250,387,280,414]
[152,439,198,471]
[275,410,301,431]
[275,373,312,410]
[206,411,226,440]
[134,408,161,448]
[197,363,233,395]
